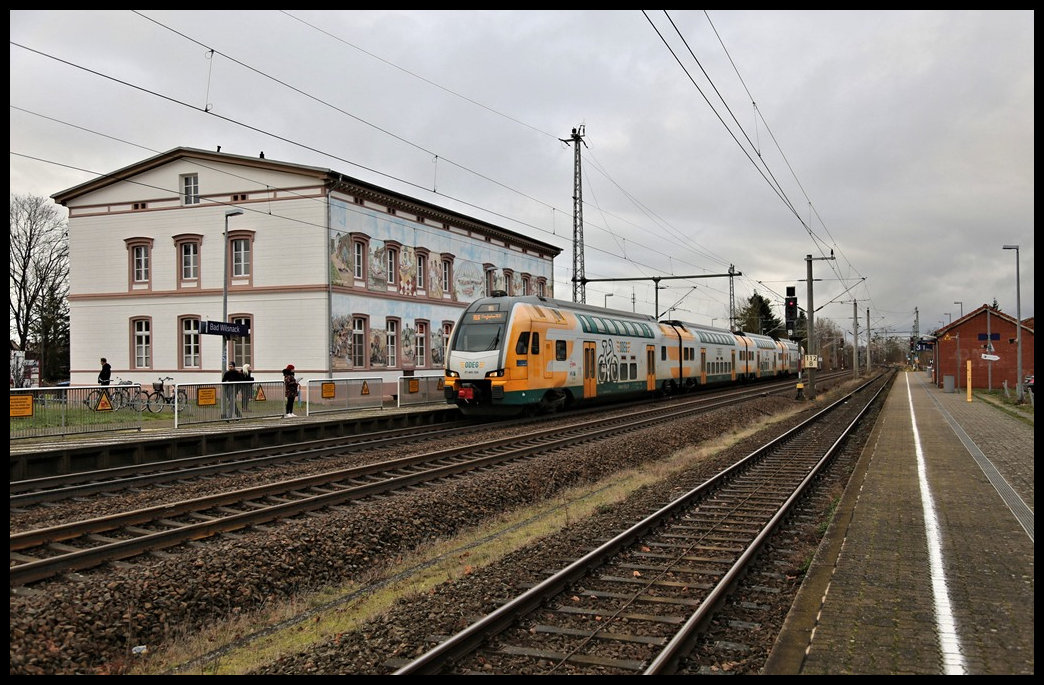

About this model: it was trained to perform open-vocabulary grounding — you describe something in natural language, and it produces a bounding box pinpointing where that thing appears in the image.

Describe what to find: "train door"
[700,349,707,385]
[583,342,597,398]
[731,349,737,381]
[646,345,656,391]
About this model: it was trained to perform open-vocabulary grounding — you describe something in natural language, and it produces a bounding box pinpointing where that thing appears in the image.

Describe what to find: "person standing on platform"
[283,364,298,418]
[98,358,112,385]
[222,361,243,420]
[240,363,254,413]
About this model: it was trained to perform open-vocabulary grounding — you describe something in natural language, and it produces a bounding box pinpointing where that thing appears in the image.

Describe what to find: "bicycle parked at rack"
[145,376,188,413]
[84,377,147,412]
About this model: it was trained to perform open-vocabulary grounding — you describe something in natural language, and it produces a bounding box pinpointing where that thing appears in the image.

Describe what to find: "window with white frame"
[442,260,451,292]
[133,245,150,283]
[387,248,398,285]
[181,242,199,280]
[415,322,427,367]
[133,319,151,369]
[352,317,366,367]
[182,174,199,205]
[181,317,201,368]
[522,275,530,296]
[232,238,251,277]
[417,255,426,291]
[386,319,398,368]
[353,241,364,280]
[231,316,252,368]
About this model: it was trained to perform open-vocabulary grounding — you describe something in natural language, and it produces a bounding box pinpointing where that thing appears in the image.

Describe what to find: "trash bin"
[943,375,955,393]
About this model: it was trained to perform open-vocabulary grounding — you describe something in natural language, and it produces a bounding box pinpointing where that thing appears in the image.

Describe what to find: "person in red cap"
[283,364,298,417]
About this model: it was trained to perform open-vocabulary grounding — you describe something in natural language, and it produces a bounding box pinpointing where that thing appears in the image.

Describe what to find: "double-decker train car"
[444,293,803,416]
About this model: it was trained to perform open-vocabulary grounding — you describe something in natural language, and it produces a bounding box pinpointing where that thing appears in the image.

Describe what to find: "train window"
[515,332,530,355]
[630,362,637,378]
[531,332,540,355]
[661,346,667,361]
[556,339,567,361]
[457,322,503,352]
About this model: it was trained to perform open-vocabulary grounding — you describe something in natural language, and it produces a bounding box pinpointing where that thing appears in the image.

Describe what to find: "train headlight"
[485,369,504,378]
[446,370,459,378]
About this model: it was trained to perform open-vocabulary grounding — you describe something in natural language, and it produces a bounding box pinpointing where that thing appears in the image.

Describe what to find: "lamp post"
[604,293,613,308]
[953,301,963,318]
[222,208,244,370]
[945,312,952,324]
[1002,244,1022,402]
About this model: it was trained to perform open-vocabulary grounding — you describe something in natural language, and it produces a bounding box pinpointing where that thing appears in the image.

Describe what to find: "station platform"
[764,371,1034,675]
[9,401,459,481]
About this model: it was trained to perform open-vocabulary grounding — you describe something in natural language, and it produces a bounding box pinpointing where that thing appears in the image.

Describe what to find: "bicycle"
[85,377,147,412]
[145,376,188,413]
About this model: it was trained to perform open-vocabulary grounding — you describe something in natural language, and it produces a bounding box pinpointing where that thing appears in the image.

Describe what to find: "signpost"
[201,320,249,337]
[981,353,1000,362]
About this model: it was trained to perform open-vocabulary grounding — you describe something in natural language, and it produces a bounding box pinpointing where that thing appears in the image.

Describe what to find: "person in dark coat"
[98,358,112,385]
[283,364,298,418]
[222,361,243,419]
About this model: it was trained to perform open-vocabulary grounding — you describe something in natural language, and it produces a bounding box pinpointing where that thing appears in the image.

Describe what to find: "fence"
[11,374,450,439]
[395,375,447,408]
[10,383,145,439]
[173,380,299,427]
[304,377,384,415]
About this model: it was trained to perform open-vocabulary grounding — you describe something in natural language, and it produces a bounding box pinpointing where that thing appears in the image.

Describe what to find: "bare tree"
[10,194,68,354]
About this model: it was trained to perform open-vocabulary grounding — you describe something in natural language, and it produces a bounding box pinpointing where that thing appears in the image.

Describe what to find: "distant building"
[930,304,1034,391]
[52,148,559,386]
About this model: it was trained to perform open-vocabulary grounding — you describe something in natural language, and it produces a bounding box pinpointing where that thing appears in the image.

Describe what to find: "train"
[443,293,803,416]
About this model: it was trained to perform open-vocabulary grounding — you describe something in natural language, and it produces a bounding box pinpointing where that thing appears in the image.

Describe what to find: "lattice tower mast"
[561,126,587,303]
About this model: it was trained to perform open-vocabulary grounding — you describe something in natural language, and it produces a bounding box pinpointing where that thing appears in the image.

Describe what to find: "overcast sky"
[10,10,1034,341]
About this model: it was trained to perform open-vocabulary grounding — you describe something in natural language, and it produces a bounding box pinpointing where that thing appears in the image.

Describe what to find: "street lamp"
[953,301,963,318]
[945,312,952,324]
[1002,244,1022,402]
[222,208,244,370]
[604,293,613,308]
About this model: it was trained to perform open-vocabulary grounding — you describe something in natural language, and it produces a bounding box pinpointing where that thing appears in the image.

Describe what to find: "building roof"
[51,147,561,257]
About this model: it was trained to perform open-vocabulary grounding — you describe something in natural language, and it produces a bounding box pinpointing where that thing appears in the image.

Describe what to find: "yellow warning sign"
[437,377,445,390]
[10,395,33,417]
[95,391,114,412]
[197,387,217,406]
[408,379,419,393]
[254,385,267,401]
[361,381,370,395]
[321,382,335,399]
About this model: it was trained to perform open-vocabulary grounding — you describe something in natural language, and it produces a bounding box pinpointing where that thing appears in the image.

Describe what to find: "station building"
[53,147,560,387]
[929,304,1034,392]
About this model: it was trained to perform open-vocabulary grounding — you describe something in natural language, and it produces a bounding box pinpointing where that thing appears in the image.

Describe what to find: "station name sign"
[201,320,250,337]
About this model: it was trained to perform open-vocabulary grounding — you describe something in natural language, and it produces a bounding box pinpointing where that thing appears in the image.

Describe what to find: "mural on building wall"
[330,231,354,286]
[453,260,484,300]
[327,198,552,372]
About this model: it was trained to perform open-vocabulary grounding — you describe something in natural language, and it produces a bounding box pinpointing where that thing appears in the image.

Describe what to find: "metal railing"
[172,380,299,427]
[10,383,144,439]
[395,375,448,407]
[304,377,384,415]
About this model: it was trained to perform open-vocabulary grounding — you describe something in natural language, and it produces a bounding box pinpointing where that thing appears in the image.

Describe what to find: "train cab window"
[661,346,667,361]
[531,332,540,354]
[516,332,530,355]
[555,339,567,361]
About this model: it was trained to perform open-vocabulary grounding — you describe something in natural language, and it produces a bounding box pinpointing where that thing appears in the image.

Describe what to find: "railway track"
[391,372,892,675]
[10,375,830,508]
[10,378,819,587]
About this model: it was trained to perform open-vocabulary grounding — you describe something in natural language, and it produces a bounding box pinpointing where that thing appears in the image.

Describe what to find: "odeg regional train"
[443,293,802,417]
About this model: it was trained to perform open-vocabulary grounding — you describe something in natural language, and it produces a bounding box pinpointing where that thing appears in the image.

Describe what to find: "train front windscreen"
[452,310,507,352]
